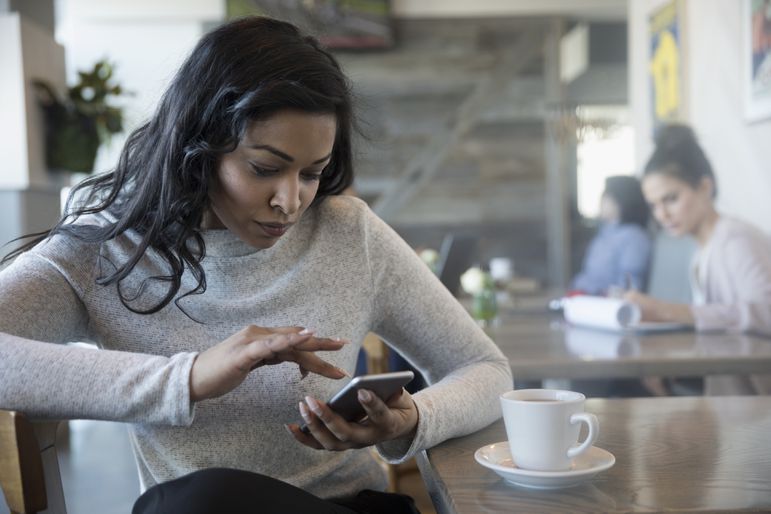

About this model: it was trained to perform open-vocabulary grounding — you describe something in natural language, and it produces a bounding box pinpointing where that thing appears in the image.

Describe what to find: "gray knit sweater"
[0,195,511,498]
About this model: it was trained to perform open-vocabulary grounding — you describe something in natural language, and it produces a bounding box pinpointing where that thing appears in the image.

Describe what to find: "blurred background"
[2,0,770,292]
[2,2,771,513]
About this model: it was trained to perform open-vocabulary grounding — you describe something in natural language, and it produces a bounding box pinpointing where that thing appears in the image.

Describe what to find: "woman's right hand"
[623,290,695,325]
[189,326,348,402]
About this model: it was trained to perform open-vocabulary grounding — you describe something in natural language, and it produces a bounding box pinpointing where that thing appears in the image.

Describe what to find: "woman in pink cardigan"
[624,124,771,394]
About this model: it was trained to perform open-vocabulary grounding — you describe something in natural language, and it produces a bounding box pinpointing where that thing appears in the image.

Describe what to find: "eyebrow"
[248,144,332,165]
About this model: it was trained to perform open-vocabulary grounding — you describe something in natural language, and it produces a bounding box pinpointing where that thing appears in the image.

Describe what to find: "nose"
[269,174,301,216]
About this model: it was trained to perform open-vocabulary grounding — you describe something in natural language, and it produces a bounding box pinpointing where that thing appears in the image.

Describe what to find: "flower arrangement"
[460,267,492,295]
[32,60,126,173]
[460,267,498,325]
[418,248,440,274]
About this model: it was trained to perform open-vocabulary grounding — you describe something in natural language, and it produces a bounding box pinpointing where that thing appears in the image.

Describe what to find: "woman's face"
[205,110,337,249]
[642,172,713,237]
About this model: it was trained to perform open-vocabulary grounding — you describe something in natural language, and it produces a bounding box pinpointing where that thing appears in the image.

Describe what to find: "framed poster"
[744,0,771,122]
[649,0,684,130]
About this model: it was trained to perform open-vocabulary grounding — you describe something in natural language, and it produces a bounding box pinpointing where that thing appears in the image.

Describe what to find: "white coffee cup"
[500,389,599,471]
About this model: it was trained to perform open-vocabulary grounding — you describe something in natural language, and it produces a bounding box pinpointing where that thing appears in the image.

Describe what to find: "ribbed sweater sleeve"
[690,226,771,336]
[0,248,197,425]
[360,209,513,462]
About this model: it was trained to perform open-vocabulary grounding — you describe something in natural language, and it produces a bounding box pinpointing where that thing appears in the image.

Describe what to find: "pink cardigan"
[691,216,771,335]
[690,216,771,394]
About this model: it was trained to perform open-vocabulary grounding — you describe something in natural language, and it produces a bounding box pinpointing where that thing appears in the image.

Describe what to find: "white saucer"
[474,442,615,489]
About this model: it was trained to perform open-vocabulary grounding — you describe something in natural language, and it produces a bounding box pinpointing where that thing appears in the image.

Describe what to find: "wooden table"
[486,313,771,380]
[417,396,771,513]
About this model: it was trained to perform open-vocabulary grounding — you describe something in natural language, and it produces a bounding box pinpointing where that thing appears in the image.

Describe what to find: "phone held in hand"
[299,370,415,434]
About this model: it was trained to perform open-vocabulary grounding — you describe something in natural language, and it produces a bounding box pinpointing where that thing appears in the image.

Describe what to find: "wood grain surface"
[486,313,771,380]
[418,396,771,513]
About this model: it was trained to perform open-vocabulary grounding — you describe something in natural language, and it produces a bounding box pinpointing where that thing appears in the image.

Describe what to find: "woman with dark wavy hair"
[0,16,511,514]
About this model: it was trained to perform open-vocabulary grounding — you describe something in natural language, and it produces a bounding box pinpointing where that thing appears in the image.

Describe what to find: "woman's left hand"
[286,388,418,450]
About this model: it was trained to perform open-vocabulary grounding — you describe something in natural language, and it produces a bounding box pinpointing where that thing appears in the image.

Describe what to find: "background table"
[486,313,771,380]
[417,396,771,513]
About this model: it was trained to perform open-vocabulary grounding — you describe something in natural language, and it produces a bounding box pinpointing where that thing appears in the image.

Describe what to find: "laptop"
[436,233,479,297]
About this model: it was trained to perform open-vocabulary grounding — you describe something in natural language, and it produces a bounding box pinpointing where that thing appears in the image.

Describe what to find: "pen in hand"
[624,273,634,292]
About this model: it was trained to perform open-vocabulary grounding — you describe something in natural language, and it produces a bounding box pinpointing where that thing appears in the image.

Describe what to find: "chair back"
[646,231,696,302]
[0,411,66,514]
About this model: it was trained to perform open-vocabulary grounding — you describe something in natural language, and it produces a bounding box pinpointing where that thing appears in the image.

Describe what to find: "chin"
[236,232,277,251]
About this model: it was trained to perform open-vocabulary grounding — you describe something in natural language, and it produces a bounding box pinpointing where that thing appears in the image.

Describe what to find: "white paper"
[563,296,641,330]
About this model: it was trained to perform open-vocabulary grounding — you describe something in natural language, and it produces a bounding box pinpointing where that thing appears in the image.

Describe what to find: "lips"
[256,221,292,238]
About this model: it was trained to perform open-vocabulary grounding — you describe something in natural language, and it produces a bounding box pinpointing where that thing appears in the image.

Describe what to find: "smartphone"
[299,370,414,434]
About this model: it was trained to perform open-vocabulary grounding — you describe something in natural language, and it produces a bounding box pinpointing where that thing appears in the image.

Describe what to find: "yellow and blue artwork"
[649,1,682,127]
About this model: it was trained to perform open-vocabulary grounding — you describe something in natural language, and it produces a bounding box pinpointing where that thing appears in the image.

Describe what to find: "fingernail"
[283,424,293,436]
[358,389,372,403]
[337,367,350,377]
[299,402,311,422]
[299,328,315,336]
[305,396,322,415]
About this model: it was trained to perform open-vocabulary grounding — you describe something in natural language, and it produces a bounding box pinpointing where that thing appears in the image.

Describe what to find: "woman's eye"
[301,172,323,182]
[249,163,278,176]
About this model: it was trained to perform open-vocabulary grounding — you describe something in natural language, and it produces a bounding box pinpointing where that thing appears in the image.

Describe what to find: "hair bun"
[654,123,697,152]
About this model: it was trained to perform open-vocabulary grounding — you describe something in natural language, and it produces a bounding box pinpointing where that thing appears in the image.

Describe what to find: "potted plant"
[33,60,126,174]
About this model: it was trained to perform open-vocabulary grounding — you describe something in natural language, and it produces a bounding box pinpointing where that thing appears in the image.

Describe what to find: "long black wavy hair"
[2,16,355,314]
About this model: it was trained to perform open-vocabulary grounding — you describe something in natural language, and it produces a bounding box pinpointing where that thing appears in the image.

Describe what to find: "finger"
[292,337,349,352]
[293,353,349,379]
[270,326,313,335]
[356,388,392,425]
[302,397,359,450]
[359,389,417,440]
[285,423,324,450]
[237,332,311,371]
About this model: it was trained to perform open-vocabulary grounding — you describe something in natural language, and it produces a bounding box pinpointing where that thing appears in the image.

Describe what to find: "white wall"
[0,13,27,189]
[629,0,771,233]
[55,0,224,173]
[0,12,65,189]
[22,14,67,188]
[685,0,771,230]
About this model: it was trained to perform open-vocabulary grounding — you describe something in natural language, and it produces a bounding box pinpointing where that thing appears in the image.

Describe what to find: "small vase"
[472,287,498,328]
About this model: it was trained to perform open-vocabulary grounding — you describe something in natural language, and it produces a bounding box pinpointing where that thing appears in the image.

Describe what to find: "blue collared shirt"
[571,222,652,295]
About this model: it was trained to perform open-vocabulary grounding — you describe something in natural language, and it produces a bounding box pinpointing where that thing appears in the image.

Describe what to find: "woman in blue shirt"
[572,175,652,295]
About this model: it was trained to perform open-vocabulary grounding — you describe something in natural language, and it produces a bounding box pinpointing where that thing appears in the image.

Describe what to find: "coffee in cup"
[500,389,598,471]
